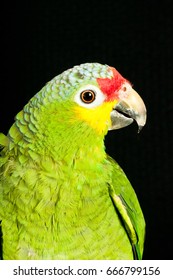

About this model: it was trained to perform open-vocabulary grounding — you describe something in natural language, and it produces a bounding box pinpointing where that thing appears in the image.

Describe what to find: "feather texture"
[0,63,145,259]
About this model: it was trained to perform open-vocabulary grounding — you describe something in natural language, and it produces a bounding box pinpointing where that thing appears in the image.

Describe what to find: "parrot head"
[45,62,146,135]
[12,63,146,156]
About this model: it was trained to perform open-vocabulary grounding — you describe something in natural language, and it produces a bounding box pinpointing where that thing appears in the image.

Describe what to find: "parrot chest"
[1,157,132,259]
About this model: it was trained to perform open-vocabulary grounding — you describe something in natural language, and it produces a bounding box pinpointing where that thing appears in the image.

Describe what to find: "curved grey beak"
[109,84,147,132]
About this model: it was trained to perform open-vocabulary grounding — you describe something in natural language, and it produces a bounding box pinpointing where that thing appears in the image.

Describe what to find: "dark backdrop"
[1,1,172,259]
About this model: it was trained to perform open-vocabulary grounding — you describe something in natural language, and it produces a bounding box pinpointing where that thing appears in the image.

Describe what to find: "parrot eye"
[74,84,105,108]
[80,90,96,103]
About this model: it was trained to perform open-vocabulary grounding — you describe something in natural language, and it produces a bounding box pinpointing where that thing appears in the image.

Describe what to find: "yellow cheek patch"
[74,101,117,135]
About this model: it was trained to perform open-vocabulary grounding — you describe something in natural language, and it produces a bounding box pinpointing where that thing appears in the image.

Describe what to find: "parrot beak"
[109,83,147,132]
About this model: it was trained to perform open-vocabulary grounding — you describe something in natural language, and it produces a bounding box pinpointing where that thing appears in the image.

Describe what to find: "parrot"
[0,62,146,260]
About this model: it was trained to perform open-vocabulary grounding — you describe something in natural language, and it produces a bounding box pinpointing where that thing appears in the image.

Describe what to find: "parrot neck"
[45,125,107,166]
[35,103,108,165]
[8,110,107,167]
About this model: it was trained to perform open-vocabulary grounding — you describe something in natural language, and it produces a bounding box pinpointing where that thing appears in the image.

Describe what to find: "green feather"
[107,156,145,259]
[0,63,145,259]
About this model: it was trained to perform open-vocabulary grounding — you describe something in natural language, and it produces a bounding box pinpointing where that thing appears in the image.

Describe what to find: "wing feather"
[107,155,145,259]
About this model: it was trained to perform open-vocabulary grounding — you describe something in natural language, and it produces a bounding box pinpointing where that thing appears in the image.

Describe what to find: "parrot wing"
[0,133,9,259]
[107,155,145,260]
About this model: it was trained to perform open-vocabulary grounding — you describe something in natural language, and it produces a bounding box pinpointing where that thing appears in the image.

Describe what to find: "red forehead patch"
[97,67,126,101]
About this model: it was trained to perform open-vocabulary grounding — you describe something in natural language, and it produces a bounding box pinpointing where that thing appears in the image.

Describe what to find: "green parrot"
[0,63,146,260]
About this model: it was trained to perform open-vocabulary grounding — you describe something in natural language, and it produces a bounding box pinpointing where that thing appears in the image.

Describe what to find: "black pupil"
[82,91,95,103]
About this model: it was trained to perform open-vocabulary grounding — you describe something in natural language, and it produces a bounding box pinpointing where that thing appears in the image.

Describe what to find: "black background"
[1,1,172,259]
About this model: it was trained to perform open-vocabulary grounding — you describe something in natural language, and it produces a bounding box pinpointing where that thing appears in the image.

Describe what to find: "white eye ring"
[74,84,105,108]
